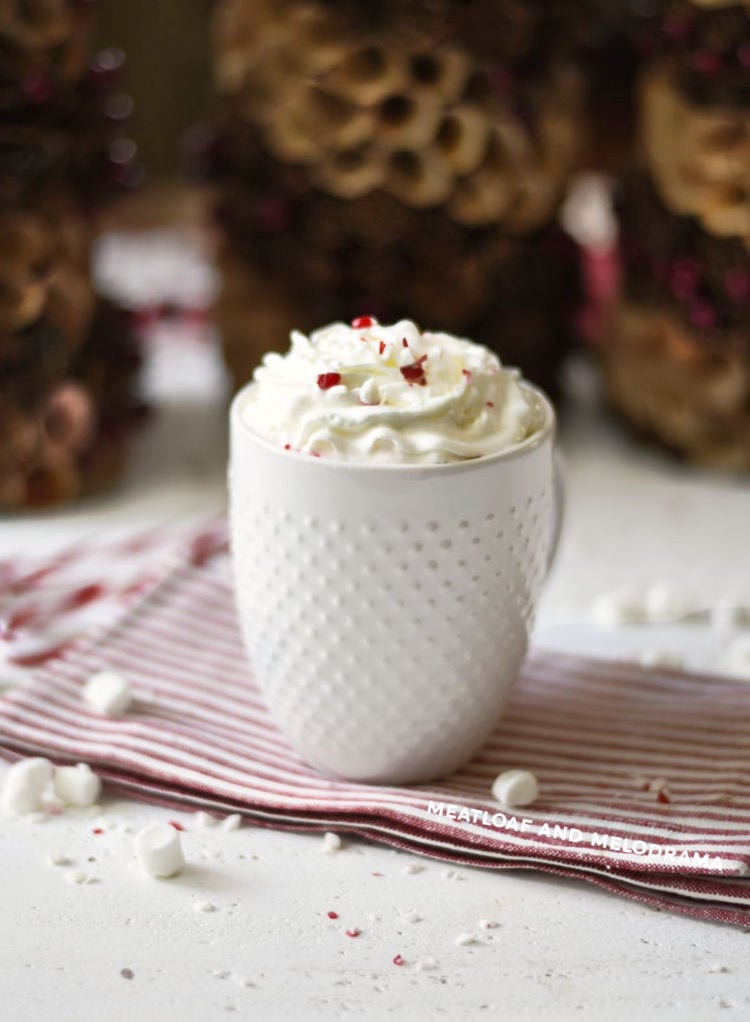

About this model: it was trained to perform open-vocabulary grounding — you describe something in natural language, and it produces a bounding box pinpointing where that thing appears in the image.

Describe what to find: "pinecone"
[638,65,750,243]
[617,174,750,339]
[0,299,145,509]
[602,298,750,471]
[216,220,581,398]
[0,0,93,90]
[212,0,583,232]
[633,1,750,107]
[0,203,93,355]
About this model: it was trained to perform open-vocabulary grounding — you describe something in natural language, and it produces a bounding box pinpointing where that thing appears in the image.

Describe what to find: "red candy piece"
[317,372,342,390]
[345,927,361,938]
[351,316,375,329]
[393,954,405,966]
[400,354,428,387]
[168,820,184,831]
[327,910,339,919]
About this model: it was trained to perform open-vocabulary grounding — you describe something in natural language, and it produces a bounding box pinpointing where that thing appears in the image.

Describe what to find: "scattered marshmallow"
[1,757,53,815]
[725,634,750,681]
[637,649,684,670]
[644,583,690,623]
[0,664,30,691]
[194,811,217,828]
[53,763,102,807]
[591,589,646,627]
[134,822,185,878]
[359,378,381,405]
[491,769,539,808]
[398,909,421,924]
[454,933,478,946]
[193,900,216,913]
[47,850,70,867]
[403,863,424,875]
[478,919,497,930]
[222,814,242,831]
[592,584,692,627]
[64,870,94,885]
[417,958,439,972]
[321,831,342,853]
[82,669,132,717]
[711,600,750,632]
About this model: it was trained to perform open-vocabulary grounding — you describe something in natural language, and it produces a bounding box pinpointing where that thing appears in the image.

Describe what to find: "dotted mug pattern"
[230,469,553,784]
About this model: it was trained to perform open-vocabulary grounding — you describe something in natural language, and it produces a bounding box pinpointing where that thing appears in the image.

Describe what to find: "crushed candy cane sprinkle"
[240,318,545,464]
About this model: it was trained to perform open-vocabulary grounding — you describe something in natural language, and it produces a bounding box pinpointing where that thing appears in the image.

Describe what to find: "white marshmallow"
[321,831,342,853]
[644,583,689,623]
[82,669,132,717]
[1,757,53,815]
[222,813,242,831]
[491,768,539,808]
[637,649,684,670]
[591,589,646,627]
[134,823,185,878]
[724,634,750,681]
[711,600,750,632]
[454,933,478,946]
[53,763,102,807]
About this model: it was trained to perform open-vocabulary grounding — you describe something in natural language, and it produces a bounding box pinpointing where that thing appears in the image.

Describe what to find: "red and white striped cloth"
[1,521,749,926]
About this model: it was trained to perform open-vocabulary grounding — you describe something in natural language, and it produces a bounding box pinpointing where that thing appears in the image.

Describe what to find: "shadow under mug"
[229,382,561,784]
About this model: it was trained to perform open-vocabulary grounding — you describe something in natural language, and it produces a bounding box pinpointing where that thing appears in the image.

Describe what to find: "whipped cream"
[239,318,545,464]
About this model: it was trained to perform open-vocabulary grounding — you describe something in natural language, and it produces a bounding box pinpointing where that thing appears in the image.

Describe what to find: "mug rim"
[230,379,556,475]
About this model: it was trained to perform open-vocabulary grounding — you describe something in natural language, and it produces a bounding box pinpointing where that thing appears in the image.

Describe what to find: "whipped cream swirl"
[239,319,545,464]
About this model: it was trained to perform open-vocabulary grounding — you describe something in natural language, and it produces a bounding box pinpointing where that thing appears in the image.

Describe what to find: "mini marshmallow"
[725,634,750,681]
[644,583,690,623]
[591,589,646,627]
[711,600,750,632]
[454,933,477,946]
[1,757,53,815]
[222,814,242,831]
[82,669,132,717]
[53,763,102,807]
[491,768,539,808]
[321,831,342,853]
[637,649,684,670]
[194,811,217,828]
[134,822,185,878]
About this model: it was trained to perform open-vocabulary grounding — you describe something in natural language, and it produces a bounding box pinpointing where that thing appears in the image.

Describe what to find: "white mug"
[229,382,560,784]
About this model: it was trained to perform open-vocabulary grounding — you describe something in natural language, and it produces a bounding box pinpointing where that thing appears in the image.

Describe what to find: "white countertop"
[1,321,749,1021]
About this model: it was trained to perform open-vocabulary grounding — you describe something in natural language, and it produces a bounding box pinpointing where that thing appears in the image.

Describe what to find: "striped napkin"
[1,522,749,926]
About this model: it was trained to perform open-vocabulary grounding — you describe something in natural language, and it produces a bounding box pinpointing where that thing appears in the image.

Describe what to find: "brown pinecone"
[0,299,145,509]
[638,64,750,243]
[0,203,94,363]
[215,220,580,398]
[617,174,750,339]
[0,0,92,85]
[601,298,750,471]
[212,0,583,233]
[633,1,750,107]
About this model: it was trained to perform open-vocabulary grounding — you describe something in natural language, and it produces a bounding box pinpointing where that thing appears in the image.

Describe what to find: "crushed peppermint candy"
[345,927,361,938]
[316,372,342,391]
[392,954,405,966]
[351,316,375,329]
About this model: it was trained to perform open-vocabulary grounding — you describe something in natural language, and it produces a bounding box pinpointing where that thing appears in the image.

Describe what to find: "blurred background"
[1,0,748,511]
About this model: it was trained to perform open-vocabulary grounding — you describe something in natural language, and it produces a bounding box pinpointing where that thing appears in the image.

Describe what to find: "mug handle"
[547,451,565,574]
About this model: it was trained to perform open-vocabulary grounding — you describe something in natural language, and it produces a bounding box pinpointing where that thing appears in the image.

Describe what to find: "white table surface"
[2,319,750,1021]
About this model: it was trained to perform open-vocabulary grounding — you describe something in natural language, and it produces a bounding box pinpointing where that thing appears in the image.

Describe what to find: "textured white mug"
[229,382,560,784]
